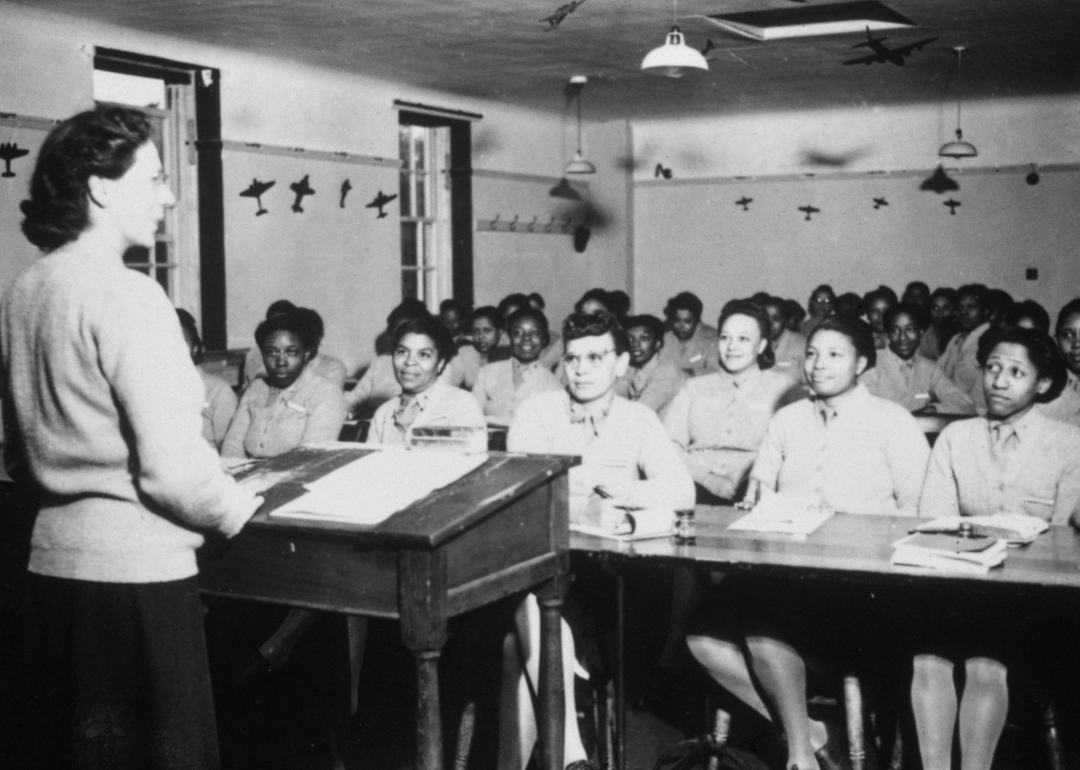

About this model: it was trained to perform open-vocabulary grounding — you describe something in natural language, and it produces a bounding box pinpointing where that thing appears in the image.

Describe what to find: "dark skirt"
[20,573,220,770]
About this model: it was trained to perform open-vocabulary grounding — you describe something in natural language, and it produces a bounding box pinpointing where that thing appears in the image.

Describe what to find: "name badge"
[286,400,308,415]
[689,354,703,363]
[1024,496,1054,506]
[915,393,931,400]
[202,401,211,410]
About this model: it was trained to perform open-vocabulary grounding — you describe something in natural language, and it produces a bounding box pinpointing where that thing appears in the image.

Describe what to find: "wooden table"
[198,446,578,770]
[571,505,1080,770]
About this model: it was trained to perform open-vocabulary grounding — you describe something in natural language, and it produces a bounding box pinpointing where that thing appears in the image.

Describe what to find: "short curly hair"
[976,325,1067,403]
[21,105,155,252]
[563,313,629,355]
[810,314,877,370]
[391,314,458,364]
[663,292,704,322]
[254,310,318,352]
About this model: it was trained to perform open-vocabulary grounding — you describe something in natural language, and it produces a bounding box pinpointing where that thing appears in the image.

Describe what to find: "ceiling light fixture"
[939,46,977,159]
[641,0,709,78]
[564,75,596,175]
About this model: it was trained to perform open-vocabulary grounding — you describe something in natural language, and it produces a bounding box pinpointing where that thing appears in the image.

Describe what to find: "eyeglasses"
[563,349,616,370]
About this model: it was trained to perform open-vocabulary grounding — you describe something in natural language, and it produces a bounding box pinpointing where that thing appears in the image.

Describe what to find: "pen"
[593,485,612,499]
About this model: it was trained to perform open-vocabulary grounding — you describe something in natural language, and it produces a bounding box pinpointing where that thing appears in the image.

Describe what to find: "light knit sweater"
[1,240,256,583]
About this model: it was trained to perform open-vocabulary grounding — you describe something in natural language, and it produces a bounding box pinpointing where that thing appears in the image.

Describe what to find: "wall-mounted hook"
[490,213,500,231]
[527,215,539,232]
[545,215,556,233]
[508,214,520,231]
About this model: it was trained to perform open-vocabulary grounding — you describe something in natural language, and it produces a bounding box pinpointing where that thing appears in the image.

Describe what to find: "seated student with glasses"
[860,302,975,415]
[473,307,562,427]
[500,313,695,770]
[614,314,687,420]
[911,325,1080,770]
[686,315,929,770]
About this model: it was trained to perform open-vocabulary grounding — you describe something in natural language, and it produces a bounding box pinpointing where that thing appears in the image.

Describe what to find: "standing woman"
[686,315,929,770]
[1,106,261,769]
[221,310,347,459]
[367,314,485,444]
[912,326,1080,770]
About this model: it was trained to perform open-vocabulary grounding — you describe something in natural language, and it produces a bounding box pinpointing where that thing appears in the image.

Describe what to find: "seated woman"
[664,299,802,502]
[615,314,686,419]
[439,297,470,346]
[367,314,485,444]
[911,325,1080,770]
[686,315,930,770]
[222,310,347,459]
[1042,298,1080,426]
[799,284,836,337]
[939,284,992,413]
[925,287,958,360]
[862,285,898,350]
[861,302,975,415]
[177,309,237,450]
[762,295,807,377]
[660,291,719,377]
[502,313,695,770]
[454,305,504,390]
[473,307,562,427]
[242,302,347,390]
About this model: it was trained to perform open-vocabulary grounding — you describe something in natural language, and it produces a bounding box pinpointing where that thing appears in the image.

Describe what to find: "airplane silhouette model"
[844,27,937,67]
[736,197,753,211]
[540,0,586,31]
[290,175,315,213]
[873,197,889,209]
[0,142,30,178]
[366,191,398,219]
[799,204,820,221]
[944,199,961,215]
[340,179,352,208]
[239,178,275,216]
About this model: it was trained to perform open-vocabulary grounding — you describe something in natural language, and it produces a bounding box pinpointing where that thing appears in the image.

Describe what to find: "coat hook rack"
[476,213,578,235]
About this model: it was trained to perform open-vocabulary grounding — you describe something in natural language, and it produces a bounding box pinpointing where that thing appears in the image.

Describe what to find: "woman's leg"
[686,634,770,720]
[258,608,320,668]
[744,634,821,770]
[910,654,958,770]
[496,595,587,770]
[657,567,703,669]
[958,657,1008,770]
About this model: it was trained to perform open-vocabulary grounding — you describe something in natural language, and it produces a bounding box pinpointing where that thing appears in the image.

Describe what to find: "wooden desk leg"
[536,575,569,770]
[399,550,449,770]
[843,675,865,770]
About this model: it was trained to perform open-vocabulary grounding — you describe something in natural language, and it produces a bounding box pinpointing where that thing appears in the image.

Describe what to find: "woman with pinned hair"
[241,301,347,390]
[177,308,238,450]
[1042,298,1080,426]
[664,299,803,503]
[454,305,505,389]
[911,325,1080,770]
[1,105,261,769]
[367,313,484,444]
[687,314,929,770]
[221,310,347,458]
[660,291,719,377]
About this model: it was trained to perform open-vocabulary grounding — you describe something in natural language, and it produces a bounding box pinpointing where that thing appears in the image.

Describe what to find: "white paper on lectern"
[269,448,488,524]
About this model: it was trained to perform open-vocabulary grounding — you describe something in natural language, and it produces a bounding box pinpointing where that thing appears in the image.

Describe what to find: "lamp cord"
[955,48,964,139]
[576,85,583,154]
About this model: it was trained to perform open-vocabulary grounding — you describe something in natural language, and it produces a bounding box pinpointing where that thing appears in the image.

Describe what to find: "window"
[399,123,452,308]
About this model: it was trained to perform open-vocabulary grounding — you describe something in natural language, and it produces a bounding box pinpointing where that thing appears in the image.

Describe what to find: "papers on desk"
[571,509,676,542]
[727,494,835,536]
[912,513,1049,545]
[891,532,1008,574]
[269,448,488,525]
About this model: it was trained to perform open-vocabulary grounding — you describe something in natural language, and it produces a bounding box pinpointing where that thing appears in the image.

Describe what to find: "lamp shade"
[641,27,709,78]
[564,151,596,175]
[939,131,978,158]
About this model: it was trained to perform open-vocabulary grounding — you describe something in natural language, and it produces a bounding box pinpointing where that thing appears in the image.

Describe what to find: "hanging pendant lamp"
[939,46,977,159]
[564,75,596,175]
[641,0,708,78]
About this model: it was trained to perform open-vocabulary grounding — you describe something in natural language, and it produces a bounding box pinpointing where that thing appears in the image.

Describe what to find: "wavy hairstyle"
[21,105,155,252]
[718,299,775,369]
[976,325,1067,403]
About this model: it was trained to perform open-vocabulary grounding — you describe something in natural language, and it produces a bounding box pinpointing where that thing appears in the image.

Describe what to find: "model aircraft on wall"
[290,175,315,213]
[736,196,753,211]
[843,27,937,67]
[239,178,275,216]
[340,179,352,208]
[0,142,30,177]
[799,204,820,221]
[366,191,398,219]
[540,0,587,31]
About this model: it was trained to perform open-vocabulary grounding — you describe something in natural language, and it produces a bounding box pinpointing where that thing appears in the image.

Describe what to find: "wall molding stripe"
[220,139,401,168]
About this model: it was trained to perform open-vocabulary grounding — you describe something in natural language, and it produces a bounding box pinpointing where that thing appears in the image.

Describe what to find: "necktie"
[820,406,836,426]
[512,360,525,392]
[991,423,1017,459]
[393,395,421,434]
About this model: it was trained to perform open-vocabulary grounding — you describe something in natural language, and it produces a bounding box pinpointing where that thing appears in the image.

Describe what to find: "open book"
[912,513,1048,545]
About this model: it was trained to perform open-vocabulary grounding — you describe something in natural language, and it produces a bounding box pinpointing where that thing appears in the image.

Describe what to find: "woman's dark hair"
[930,287,958,306]
[470,305,502,330]
[761,295,788,321]
[862,285,898,309]
[386,298,430,332]
[884,302,929,332]
[718,299,774,369]
[527,292,546,310]
[439,298,468,316]
[782,299,805,330]
[606,290,631,321]
[391,314,458,364]
[574,288,613,316]
[255,310,317,352]
[294,307,326,354]
[810,314,877,369]
[808,284,836,310]
[266,299,297,318]
[664,291,704,322]
[176,309,203,362]
[985,288,1015,320]
[956,284,987,308]
[21,105,155,251]
[563,313,629,355]
[976,326,1067,403]
[497,293,531,319]
[835,292,864,319]
[902,281,931,304]
[1001,300,1050,335]
[507,307,550,350]
[624,314,666,342]
[1056,299,1080,337]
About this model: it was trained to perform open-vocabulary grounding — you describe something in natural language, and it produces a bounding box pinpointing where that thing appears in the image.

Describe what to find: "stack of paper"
[270,448,488,524]
[913,513,1048,545]
[571,509,676,542]
[891,532,1008,574]
[727,494,835,536]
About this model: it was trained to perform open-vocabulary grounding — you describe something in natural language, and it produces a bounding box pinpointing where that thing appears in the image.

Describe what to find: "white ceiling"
[10,0,1080,120]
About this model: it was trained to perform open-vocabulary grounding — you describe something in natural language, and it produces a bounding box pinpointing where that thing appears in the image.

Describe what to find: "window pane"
[402,269,418,300]
[399,171,412,217]
[415,173,426,218]
[399,126,411,170]
[123,245,150,265]
[414,131,425,170]
[155,241,170,264]
[401,222,417,268]
[155,267,170,295]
